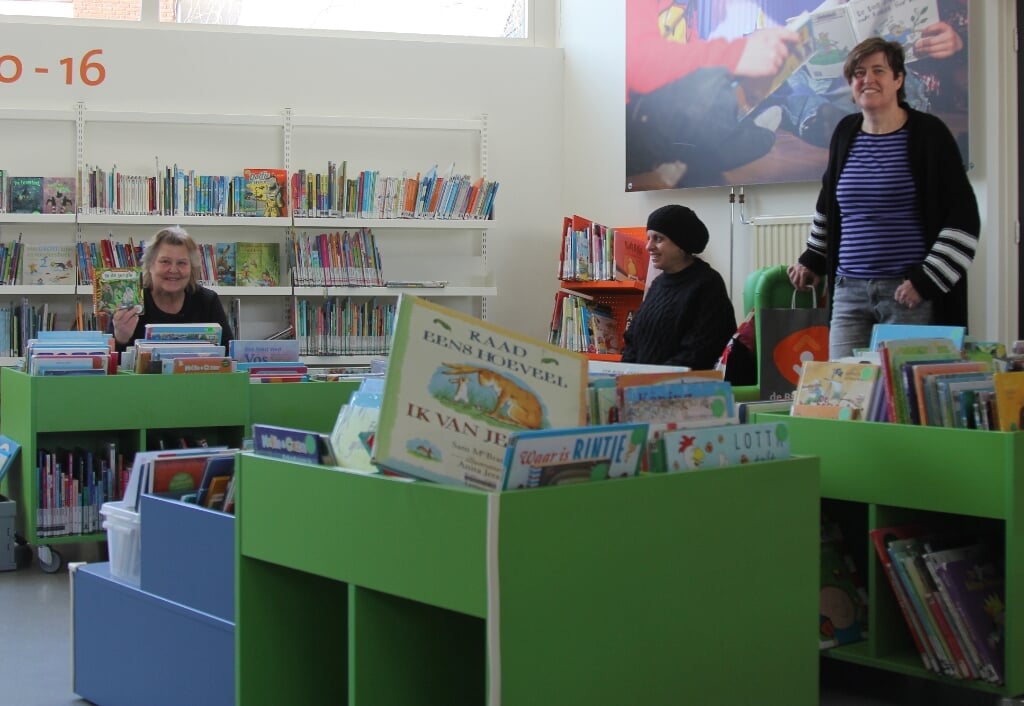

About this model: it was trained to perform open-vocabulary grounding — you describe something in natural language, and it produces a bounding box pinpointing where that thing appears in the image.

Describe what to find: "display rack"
[752,413,1024,699]
[236,452,820,705]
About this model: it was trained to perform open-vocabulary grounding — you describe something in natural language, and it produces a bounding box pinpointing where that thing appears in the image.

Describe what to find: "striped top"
[835,128,925,278]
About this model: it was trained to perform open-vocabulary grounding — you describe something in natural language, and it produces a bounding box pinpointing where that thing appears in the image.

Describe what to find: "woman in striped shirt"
[787,37,980,360]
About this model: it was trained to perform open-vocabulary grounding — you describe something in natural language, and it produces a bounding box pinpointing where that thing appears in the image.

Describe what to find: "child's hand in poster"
[733,27,802,78]
[914,21,964,60]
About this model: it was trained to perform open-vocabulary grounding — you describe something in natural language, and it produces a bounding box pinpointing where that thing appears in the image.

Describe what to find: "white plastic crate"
[100,500,140,585]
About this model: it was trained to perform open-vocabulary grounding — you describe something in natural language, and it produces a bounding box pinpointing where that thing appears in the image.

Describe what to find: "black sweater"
[115,285,234,352]
[621,259,736,369]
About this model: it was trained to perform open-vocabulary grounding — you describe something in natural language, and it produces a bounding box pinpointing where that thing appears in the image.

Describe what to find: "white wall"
[1,18,565,340]
[558,0,1018,343]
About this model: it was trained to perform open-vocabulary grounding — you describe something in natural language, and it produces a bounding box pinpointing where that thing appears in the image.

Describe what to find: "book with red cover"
[612,226,648,283]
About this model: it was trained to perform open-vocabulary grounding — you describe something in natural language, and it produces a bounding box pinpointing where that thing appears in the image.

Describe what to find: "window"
[169,0,527,39]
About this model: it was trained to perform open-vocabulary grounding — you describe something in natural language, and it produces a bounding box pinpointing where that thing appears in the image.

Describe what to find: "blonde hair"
[141,226,201,292]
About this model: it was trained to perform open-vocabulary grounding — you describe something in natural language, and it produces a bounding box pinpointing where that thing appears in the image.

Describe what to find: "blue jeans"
[829,276,934,359]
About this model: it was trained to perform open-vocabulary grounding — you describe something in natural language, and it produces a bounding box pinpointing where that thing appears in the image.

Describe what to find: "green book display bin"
[753,413,1024,698]
[236,452,821,706]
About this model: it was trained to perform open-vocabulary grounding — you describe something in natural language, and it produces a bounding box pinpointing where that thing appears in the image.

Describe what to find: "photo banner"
[625,0,970,191]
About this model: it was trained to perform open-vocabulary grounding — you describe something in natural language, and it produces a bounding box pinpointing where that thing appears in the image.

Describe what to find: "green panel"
[249,380,358,434]
[131,373,250,429]
[349,586,484,705]
[237,453,488,616]
[753,414,1016,518]
[236,556,347,706]
[496,457,821,706]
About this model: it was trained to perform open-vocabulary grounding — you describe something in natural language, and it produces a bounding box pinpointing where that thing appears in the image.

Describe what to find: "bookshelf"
[0,104,497,362]
[0,368,249,570]
[751,414,1024,698]
[236,452,821,705]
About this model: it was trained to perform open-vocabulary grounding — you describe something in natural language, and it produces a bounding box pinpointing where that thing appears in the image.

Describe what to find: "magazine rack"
[236,452,820,705]
[752,413,1024,698]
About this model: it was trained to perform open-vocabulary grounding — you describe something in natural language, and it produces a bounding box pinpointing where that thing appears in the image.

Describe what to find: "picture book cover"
[21,243,76,286]
[928,543,1006,685]
[619,379,736,427]
[808,0,941,72]
[149,453,219,497]
[41,176,76,214]
[993,371,1024,431]
[880,338,961,424]
[143,323,222,343]
[194,454,235,509]
[588,306,621,355]
[243,168,287,217]
[373,295,588,490]
[8,176,44,214]
[215,242,236,285]
[869,525,937,673]
[734,11,815,119]
[500,422,648,490]
[869,323,966,352]
[252,424,323,465]
[820,518,869,650]
[235,242,282,286]
[660,421,790,472]
[612,226,647,283]
[92,267,143,316]
[0,434,20,485]
[909,361,991,427]
[228,339,301,363]
[329,391,382,474]
[793,360,882,421]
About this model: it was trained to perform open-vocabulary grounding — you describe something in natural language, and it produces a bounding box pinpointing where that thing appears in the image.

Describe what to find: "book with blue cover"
[500,422,648,490]
[0,434,20,484]
[870,324,966,352]
[619,379,736,426]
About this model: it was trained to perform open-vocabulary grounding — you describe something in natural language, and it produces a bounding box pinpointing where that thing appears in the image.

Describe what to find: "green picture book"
[92,267,143,315]
[235,242,281,287]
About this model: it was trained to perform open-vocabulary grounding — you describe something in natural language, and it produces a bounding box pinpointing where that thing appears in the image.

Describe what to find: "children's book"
[619,379,736,427]
[251,424,326,465]
[21,243,76,285]
[992,371,1024,431]
[879,338,961,425]
[235,242,282,286]
[869,323,966,352]
[92,267,143,316]
[329,388,383,474]
[909,361,991,426]
[926,543,1006,685]
[820,517,869,650]
[0,434,21,485]
[242,168,288,217]
[215,242,236,285]
[373,295,588,490]
[792,360,881,421]
[8,176,44,214]
[228,339,301,363]
[41,176,76,214]
[500,423,647,490]
[194,454,235,509]
[734,11,816,119]
[143,323,222,343]
[869,525,938,673]
[660,420,790,472]
[612,226,647,283]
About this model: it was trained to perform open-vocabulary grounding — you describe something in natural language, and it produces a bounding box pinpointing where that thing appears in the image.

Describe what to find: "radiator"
[751,215,812,269]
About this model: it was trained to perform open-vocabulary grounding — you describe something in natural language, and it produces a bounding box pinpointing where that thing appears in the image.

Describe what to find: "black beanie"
[646,205,709,255]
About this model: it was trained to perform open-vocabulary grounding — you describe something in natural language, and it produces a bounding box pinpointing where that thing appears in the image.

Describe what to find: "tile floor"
[0,543,1019,706]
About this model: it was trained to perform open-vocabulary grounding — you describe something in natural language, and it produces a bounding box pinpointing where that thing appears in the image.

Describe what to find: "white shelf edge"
[0,214,76,225]
[0,108,75,122]
[292,217,494,230]
[0,285,78,296]
[290,286,496,297]
[84,110,282,127]
[211,286,294,297]
[76,214,291,227]
[300,355,378,366]
[289,115,482,132]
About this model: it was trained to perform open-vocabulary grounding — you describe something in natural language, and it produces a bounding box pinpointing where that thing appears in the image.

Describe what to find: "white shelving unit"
[0,103,497,361]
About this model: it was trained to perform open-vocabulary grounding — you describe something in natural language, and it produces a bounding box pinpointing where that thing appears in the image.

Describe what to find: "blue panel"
[140,495,235,621]
[73,563,234,706]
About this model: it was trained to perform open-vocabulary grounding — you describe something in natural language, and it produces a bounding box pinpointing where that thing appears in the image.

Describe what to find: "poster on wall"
[625,0,970,191]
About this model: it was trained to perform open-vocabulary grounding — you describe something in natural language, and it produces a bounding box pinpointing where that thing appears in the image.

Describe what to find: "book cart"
[752,414,1024,700]
[0,368,250,571]
[235,452,821,705]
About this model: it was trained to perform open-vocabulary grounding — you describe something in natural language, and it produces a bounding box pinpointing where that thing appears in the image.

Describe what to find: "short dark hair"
[843,37,906,103]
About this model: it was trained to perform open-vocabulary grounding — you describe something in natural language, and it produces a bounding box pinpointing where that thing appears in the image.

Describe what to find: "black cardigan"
[798,105,980,327]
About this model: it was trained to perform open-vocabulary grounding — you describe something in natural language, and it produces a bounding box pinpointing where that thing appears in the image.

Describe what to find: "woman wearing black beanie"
[621,204,736,369]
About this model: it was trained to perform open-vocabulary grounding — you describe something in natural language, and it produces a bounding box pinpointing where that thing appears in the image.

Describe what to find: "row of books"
[292,163,499,221]
[122,446,237,514]
[71,163,499,220]
[549,289,621,355]
[870,524,1005,684]
[34,442,128,538]
[1,173,76,215]
[288,229,384,287]
[558,214,647,282]
[791,328,1024,429]
[292,297,395,356]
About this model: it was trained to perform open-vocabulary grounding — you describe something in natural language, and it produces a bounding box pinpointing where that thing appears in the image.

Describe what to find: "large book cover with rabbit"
[373,295,588,490]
